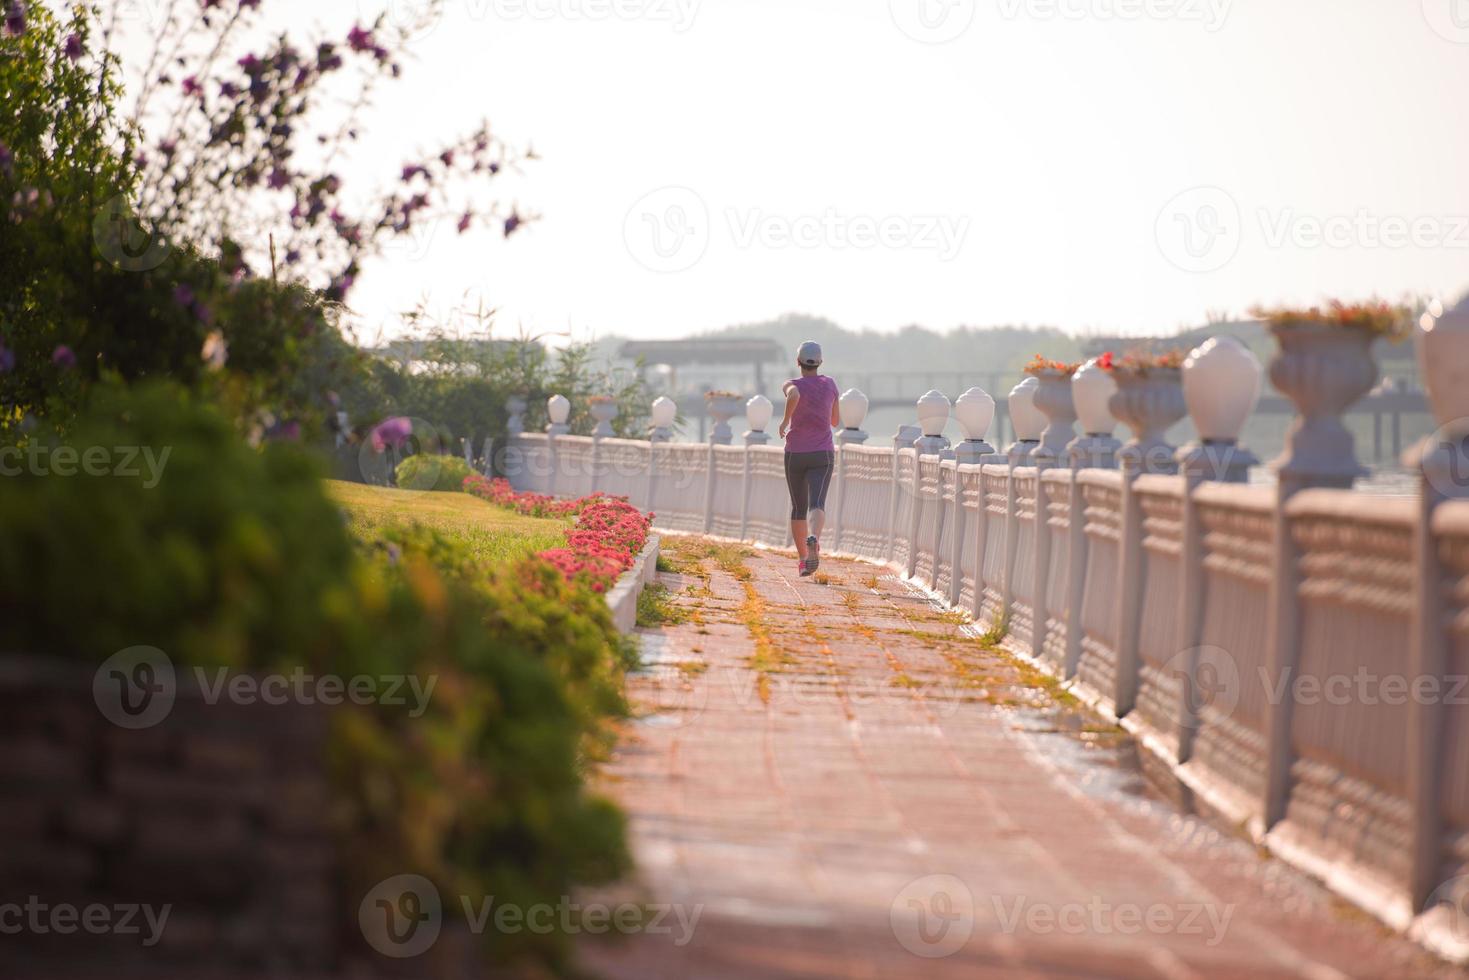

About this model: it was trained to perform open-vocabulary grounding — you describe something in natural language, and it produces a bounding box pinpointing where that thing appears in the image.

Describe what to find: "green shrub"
[393,452,474,492]
[0,382,628,969]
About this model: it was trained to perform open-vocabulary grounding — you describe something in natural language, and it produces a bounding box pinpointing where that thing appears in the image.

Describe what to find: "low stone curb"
[606,534,660,634]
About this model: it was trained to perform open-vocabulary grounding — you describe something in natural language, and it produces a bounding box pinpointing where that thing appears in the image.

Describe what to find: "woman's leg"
[804,452,834,542]
[785,452,810,560]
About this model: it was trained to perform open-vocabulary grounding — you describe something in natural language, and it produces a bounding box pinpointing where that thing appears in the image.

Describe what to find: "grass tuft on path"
[327,480,567,563]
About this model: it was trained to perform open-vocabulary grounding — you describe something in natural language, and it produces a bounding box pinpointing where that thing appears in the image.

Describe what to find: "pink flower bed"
[464,476,653,593]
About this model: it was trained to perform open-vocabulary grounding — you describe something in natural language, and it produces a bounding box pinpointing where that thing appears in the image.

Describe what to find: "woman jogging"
[777,341,840,577]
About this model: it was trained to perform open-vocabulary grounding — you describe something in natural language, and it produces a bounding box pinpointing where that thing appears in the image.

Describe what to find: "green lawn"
[327,480,568,564]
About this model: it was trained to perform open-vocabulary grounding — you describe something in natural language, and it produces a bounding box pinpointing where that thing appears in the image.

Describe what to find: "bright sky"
[118,0,1469,342]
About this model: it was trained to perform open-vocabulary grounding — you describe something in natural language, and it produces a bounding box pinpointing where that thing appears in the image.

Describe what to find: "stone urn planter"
[1068,358,1120,469]
[914,389,952,456]
[505,395,528,437]
[1030,372,1078,467]
[588,398,618,438]
[705,392,743,445]
[954,386,996,463]
[839,388,870,444]
[1006,376,1044,464]
[1109,368,1188,474]
[1418,299,1469,437]
[1268,322,1377,489]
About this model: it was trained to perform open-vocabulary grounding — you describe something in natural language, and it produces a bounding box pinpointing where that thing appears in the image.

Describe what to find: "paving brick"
[582,539,1469,979]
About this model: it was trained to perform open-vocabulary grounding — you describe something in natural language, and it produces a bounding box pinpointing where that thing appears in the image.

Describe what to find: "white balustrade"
[497,352,1469,957]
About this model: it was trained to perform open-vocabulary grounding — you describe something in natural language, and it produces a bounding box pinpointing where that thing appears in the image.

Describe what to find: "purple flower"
[64,32,82,62]
[504,212,523,237]
[0,141,12,179]
[457,212,472,234]
[51,345,75,369]
[268,168,289,190]
[347,25,374,53]
[0,343,14,373]
[173,284,195,307]
[371,417,412,453]
[4,1,27,37]
[182,75,201,96]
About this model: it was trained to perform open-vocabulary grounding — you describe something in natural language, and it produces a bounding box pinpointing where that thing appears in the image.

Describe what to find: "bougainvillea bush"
[0,0,526,438]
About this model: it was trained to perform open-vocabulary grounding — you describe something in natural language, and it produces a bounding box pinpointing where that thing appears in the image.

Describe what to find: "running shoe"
[806,535,820,573]
[798,557,814,577]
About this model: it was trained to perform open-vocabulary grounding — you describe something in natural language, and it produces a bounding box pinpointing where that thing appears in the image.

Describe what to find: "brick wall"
[0,655,338,979]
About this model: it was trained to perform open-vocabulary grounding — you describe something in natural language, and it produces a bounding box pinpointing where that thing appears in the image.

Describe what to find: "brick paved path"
[580,538,1465,979]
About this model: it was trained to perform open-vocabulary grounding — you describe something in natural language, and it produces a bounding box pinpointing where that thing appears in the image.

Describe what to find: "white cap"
[797,341,823,367]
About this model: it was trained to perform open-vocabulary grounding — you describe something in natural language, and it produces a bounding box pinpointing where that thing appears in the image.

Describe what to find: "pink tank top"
[785,375,837,453]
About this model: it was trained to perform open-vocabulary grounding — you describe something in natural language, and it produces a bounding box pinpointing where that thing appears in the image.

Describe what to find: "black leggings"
[785,451,834,520]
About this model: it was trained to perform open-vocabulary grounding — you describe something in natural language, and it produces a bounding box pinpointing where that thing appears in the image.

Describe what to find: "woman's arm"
[829,379,841,429]
[778,386,799,439]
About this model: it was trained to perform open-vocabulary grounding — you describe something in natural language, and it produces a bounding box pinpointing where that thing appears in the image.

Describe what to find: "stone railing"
[503,313,1469,962]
